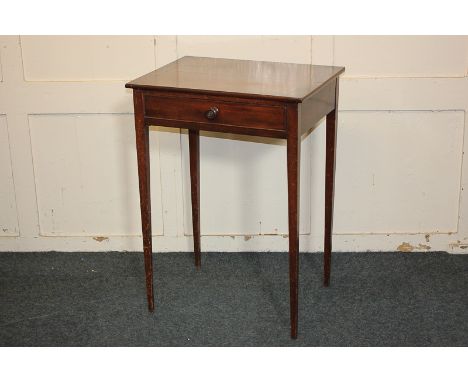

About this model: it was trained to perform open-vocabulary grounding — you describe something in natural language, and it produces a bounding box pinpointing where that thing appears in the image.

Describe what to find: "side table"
[126,56,345,338]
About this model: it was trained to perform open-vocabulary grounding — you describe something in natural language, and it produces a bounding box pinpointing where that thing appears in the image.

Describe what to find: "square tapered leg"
[189,129,201,268]
[133,90,154,311]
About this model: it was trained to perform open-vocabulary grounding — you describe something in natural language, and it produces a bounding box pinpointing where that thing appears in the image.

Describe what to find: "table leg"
[189,129,201,268]
[324,106,337,287]
[287,106,300,339]
[133,90,154,312]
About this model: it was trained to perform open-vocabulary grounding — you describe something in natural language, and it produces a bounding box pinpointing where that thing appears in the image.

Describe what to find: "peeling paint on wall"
[397,242,431,252]
[93,236,109,242]
[449,240,468,250]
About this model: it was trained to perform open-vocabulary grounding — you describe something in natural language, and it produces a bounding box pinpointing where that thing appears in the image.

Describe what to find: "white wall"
[0,35,467,253]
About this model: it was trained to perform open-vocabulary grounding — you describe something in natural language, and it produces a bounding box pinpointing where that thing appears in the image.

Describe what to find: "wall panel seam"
[27,114,50,237]
[18,36,26,82]
[455,110,467,234]
[1,114,20,236]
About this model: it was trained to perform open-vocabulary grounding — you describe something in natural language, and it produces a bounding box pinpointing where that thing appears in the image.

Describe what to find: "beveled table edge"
[125,57,345,103]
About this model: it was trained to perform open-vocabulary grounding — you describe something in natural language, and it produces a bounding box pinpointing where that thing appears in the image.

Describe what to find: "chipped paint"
[397,242,431,252]
[244,235,252,241]
[282,234,289,238]
[418,244,431,250]
[93,236,108,242]
[425,234,430,243]
[449,241,468,250]
[397,242,414,252]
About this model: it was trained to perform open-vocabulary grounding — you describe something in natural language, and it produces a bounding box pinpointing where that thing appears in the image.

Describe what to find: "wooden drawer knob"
[205,107,219,120]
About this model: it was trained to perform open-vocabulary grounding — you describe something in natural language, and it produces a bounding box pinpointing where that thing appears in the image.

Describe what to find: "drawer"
[144,95,286,132]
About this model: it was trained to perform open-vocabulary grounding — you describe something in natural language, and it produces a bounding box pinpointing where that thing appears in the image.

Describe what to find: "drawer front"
[144,95,286,131]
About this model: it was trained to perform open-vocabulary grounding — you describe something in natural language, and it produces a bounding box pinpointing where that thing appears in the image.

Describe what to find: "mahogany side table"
[126,56,344,339]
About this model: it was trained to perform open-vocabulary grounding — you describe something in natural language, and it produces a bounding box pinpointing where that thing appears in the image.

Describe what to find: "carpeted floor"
[0,251,467,346]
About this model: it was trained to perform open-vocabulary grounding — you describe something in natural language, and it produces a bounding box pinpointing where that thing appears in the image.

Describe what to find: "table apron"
[143,117,288,139]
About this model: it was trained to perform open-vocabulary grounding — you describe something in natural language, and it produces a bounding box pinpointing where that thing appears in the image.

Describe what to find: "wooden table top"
[126,56,344,102]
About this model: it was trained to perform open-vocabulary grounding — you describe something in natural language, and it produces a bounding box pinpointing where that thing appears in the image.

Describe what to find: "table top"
[126,56,344,102]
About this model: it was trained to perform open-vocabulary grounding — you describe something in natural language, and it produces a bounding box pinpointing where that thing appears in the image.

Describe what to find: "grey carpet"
[0,251,467,346]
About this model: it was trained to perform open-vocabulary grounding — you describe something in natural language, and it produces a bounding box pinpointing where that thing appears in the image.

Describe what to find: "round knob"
[205,107,219,120]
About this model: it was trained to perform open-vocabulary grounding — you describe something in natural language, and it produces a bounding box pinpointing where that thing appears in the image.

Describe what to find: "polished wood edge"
[125,84,302,103]
[142,90,288,107]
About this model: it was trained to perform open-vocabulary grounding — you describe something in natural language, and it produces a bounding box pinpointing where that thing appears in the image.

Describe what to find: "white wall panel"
[176,36,312,64]
[0,115,19,236]
[333,110,464,234]
[181,132,312,235]
[334,36,468,77]
[21,36,155,81]
[29,114,164,236]
[339,77,468,111]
